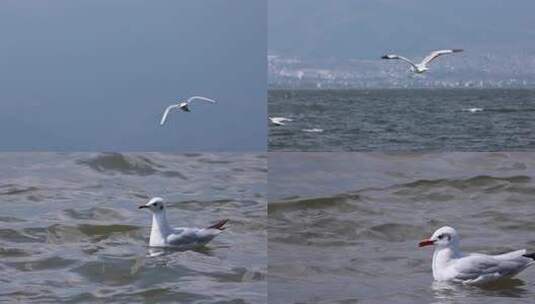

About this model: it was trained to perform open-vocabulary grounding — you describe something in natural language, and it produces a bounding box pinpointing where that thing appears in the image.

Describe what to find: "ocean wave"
[76,153,186,179]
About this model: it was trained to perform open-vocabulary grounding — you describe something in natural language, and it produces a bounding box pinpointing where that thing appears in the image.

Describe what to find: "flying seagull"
[139,197,228,248]
[269,117,293,126]
[160,96,216,125]
[381,49,463,73]
[419,226,535,285]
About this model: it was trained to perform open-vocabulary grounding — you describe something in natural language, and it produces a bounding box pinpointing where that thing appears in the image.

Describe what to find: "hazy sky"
[0,0,266,151]
[269,0,535,60]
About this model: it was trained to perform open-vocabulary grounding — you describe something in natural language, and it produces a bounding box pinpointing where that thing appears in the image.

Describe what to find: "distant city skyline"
[269,0,535,88]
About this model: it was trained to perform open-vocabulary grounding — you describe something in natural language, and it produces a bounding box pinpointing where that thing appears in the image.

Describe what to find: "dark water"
[268,153,535,304]
[269,89,535,151]
[0,153,266,303]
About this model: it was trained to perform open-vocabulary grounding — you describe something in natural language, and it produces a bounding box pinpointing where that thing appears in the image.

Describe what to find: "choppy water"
[268,152,535,304]
[0,153,266,303]
[269,89,535,151]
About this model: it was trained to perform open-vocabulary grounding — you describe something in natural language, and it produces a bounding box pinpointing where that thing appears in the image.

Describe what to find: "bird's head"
[419,226,459,248]
[139,197,166,213]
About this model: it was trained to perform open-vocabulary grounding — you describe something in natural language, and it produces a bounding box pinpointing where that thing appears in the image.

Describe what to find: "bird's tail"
[522,253,535,260]
[207,219,229,230]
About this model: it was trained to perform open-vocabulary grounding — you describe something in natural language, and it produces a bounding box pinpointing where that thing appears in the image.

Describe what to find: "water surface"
[269,89,535,151]
[0,153,266,303]
[268,152,535,304]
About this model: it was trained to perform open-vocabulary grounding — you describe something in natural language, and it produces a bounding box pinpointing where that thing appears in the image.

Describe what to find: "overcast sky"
[269,0,535,60]
[0,0,266,151]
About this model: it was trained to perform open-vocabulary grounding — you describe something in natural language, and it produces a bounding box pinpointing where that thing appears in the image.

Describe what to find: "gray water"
[0,153,266,303]
[269,89,535,151]
[268,152,535,304]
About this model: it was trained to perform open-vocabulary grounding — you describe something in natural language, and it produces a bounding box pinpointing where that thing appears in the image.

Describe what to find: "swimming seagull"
[381,49,463,74]
[139,197,228,248]
[419,226,535,285]
[269,117,293,126]
[160,96,216,125]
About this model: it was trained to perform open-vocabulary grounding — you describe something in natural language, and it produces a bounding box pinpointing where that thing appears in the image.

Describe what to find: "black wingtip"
[523,253,535,260]
[452,49,464,52]
[207,219,229,230]
[381,55,389,59]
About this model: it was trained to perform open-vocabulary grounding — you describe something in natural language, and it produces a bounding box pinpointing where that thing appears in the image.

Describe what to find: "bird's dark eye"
[438,234,450,241]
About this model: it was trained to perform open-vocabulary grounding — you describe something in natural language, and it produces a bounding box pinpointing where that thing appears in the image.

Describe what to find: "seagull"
[381,49,463,73]
[419,226,535,285]
[269,117,292,126]
[139,197,228,248]
[302,128,323,133]
[160,96,216,125]
[463,107,483,113]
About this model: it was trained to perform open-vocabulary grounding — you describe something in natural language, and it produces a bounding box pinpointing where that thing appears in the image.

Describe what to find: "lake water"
[0,153,266,303]
[269,89,535,151]
[268,152,535,304]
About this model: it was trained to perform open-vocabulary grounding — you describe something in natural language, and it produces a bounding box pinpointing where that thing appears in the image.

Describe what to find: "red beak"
[418,239,435,247]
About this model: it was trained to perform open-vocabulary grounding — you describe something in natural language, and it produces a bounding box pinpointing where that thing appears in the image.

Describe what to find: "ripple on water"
[6,256,77,272]
[76,153,187,179]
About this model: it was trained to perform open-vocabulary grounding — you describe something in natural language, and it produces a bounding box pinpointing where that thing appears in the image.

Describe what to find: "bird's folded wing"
[453,254,530,283]
[166,228,201,246]
[160,104,180,125]
[166,228,220,246]
[493,249,526,261]
[452,255,502,281]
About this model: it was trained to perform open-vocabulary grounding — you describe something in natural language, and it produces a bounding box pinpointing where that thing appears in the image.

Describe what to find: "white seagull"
[463,107,483,113]
[269,117,293,126]
[419,226,535,285]
[139,197,228,248]
[381,49,463,74]
[160,96,216,125]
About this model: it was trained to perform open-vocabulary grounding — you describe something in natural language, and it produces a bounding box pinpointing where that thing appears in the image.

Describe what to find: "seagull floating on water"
[381,49,463,74]
[419,226,535,285]
[160,96,216,125]
[139,197,228,248]
[269,117,292,126]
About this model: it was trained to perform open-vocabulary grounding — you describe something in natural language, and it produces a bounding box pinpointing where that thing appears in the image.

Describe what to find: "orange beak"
[418,239,435,247]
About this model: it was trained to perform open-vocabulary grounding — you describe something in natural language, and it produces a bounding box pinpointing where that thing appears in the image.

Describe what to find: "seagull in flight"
[419,226,535,285]
[269,117,293,126]
[381,49,463,73]
[160,96,216,125]
[139,197,228,248]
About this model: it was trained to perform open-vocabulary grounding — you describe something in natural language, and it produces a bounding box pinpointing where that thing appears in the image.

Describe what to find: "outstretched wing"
[381,54,418,69]
[160,104,180,125]
[269,117,292,125]
[187,96,217,104]
[421,49,463,66]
